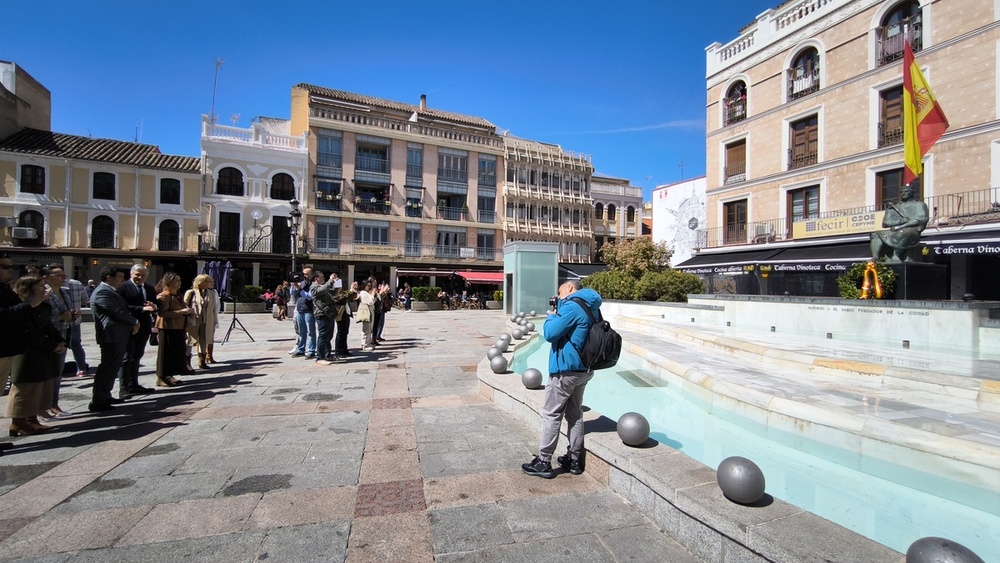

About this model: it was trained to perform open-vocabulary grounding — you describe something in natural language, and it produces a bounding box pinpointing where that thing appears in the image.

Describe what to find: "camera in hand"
[548,296,559,309]
[287,271,303,283]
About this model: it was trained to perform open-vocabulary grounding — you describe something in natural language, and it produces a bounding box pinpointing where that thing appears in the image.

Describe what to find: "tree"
[599,238,673,279]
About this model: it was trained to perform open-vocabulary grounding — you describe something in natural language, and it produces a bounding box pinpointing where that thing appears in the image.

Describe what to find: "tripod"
[222,294,255,344]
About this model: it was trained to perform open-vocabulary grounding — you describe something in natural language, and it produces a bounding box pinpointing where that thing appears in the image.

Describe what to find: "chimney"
[420,94,426,111]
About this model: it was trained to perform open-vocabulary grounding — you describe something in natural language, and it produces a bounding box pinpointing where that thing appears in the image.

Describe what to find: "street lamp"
[289,198,302,274]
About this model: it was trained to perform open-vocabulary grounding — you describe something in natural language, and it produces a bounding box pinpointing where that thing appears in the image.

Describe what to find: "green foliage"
[581,271,638,301]
[493,289,503,302]
[635,270,706,303]
[836,262,897,299]
[240,285,264,303]
[411,286,442,302]
[599,238,674,279]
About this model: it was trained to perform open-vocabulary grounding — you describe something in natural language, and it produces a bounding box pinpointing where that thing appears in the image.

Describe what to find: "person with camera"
[309,271,340,365]
[522,279,602,479]
[290,267,316,359]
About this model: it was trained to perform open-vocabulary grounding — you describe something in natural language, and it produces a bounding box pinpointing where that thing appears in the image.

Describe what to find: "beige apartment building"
[590,173,643,261]
[289,85,505,290]
[502,136,594,266]
[680,0,1000,299]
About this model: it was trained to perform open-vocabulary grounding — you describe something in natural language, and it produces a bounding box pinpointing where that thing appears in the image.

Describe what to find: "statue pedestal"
[887,262,948,300]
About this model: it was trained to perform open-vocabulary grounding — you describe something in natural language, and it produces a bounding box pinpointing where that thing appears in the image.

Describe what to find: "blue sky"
[4,1,774,200]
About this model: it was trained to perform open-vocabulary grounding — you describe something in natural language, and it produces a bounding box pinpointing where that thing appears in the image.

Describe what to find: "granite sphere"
[525,321,535,332]
[521,368,543,389]
[512,328,524,340]
[494,339,509,353]
[906,537,985,563]
[616,412,650,446]
[509,314,519,323]
[487,347,502,360]
[499,333,512,344]
[717,456,766,505]
[490,355,509,374]
[529,310,536,316]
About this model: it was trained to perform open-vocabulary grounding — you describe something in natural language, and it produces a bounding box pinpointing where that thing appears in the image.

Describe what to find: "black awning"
[761,242,871,263]
[673,248,782,270]
[559,264,607,279]
[921,230,1000,255]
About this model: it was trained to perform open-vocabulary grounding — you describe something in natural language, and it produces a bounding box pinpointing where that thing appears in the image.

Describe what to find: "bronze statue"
[870,184,928,262]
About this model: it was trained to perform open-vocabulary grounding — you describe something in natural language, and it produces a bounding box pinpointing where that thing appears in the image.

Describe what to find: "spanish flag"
[903,41,949,185]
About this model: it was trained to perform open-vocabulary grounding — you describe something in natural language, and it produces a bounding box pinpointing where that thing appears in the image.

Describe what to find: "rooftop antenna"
[134,119,143,143]
[210,58,225,124]
[678,157,685,180]
[230,113,240,126]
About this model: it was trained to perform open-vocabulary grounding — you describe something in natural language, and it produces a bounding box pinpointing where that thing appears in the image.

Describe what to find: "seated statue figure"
[870,184,929,262]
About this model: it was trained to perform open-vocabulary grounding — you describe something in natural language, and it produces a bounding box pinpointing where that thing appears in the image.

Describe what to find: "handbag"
[356,303,371,323]
[148,331,159,347]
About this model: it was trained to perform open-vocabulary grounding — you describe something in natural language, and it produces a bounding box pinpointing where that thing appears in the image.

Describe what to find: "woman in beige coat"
[184,274,220,368]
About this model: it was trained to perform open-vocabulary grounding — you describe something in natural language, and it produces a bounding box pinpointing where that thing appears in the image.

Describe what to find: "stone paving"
[0,309,703,562]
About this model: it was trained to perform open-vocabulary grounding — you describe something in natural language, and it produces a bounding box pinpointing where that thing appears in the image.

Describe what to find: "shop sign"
[792,211,885,239]
[459,247,476,259]
[926,242,1000,255]
[355,244,399,257]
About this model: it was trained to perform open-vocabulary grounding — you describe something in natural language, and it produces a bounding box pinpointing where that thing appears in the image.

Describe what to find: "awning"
[455,271,504,284]
[673,249,782,271]
[921,230,1000,255]
[559,264,607,279]
[397,269,454,277]
[673,243,872,275]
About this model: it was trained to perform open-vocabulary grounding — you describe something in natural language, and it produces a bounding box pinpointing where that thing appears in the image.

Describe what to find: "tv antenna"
[230,113,240,126]
[210,58,224,124]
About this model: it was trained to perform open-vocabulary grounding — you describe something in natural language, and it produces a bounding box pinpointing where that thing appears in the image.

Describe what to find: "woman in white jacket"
[357,280,376,352]
[184,274,221,368]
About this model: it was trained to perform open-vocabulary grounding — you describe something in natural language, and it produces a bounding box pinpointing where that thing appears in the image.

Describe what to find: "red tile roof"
[0,128,200,173]
[296,83,496,130]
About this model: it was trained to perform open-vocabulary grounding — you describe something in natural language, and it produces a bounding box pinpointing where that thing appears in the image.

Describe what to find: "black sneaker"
[557,453,585,475]
[521,456,555,479]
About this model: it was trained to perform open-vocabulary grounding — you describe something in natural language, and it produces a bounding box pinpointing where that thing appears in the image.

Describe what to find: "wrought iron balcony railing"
[877,120,902,148]
[303,239,502,262]
[438,167,467,183]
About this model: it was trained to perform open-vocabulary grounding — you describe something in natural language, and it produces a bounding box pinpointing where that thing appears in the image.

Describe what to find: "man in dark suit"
[90,266,138,412]
[117,264,157,398]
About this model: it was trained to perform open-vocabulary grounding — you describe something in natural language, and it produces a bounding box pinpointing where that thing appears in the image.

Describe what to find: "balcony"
[438,167,467,183]
[877,120,902,148]
[200,233,287,254]
[478,172,496,187]
[315,193,343,211]
[318,153,342,168]
[724,161,746,185]
[356,156,389,174]
[355,199,392,215]
[304,239,502,262]
[406,163,422,178]
[90,235,118,249]
[787,148,817,170]
[723,98,746,126]
[787,67,819,100]
[405,202,423,218]
[156,236,181,252]
[438,206,469,221]
[477,210,497,224]
[877,19,922,66]
[694,187,1000,249]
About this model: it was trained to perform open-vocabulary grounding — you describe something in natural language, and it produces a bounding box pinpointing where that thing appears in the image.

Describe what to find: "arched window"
[158,220,180,251]
[14,210,44,247]
[91,215,115,248]
[626,206,636,222]
[594,202,604,219]
[270,173,295,200]
[878,1,922,65]
[724,81,747,125]
[216,167,244,196]
[607,204,617,221]
[788,47,820,100]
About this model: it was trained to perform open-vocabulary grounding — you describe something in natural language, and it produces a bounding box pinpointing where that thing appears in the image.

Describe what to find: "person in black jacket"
[117,265,157,398]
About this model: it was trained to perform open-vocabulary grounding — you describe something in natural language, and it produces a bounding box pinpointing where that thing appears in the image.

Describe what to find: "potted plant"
[410,286,443,311]
[486,289,503,310]
[354,196,361,205]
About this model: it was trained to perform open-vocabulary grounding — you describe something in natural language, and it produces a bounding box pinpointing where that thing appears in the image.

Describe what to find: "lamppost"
[289,198,302,274]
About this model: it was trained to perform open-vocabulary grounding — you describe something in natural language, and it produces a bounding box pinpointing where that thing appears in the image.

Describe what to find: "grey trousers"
[538,370,594,462]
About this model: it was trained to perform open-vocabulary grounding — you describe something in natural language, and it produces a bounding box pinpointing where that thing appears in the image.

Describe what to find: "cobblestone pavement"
[0,309,702,562]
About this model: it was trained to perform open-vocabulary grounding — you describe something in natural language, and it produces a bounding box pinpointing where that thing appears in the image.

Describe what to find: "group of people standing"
[287,267,393,365]
[0,260,221,442]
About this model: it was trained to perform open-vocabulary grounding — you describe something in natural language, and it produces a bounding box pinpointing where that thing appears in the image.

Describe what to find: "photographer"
[289,267,316,359]
[522,280,602,479]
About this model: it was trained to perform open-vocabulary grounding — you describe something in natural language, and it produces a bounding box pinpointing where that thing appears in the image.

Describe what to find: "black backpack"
[568,297,622,371]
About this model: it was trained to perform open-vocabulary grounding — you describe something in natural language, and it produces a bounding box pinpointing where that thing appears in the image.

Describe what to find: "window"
[477,196,496,223]
[316,180,342,211]
[788,115,818,170]
[725,139,747,184]
[405,225,421,257]
[788,185,820,222]
[724,199,748,244]
[20,165,45,194]
[876,168,922,210]
[356,144,388,173]
[626,206,636,222]
[787,47,820,100]
[594,202,604,219]
[315,220,341,253]
[160,178,181,205]
[477,230,496,260]
[271,216,290,254]
[158,219,180,251]
[407,146,423,178]
[878,87,903,148]
[724,81,747,125]
[218,211,241,251]
[217,167,244,196]
[93,172,116,200]
[478,155,496,187]
[91,215,116,248]
[270,173,295,200]
[607,204,617,221]
[14,210,44,247]
[317,133,342,168]
[438,152,468,183]
[355,221,389,244]
[878,1,922,65]
[436,228,466,258]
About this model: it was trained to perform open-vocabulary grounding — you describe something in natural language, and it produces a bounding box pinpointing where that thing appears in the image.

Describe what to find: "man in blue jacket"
[522,280,602,479]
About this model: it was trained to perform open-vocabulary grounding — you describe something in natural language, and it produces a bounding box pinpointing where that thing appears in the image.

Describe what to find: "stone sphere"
[499,333,512,344]
[617,412,650,447]
[525,322,535,332]
[518,311,525,317]
[512,328,524,340]
[906,537,985,563]
[490,355,508,374]
[494,339,509,353]
[521,368,543,389]
[509,314,518,323]
[519,319,528,327]
[487,347,502,360]
[529,310,536,316]
[515,316,524,324]
[717,456,766,505]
